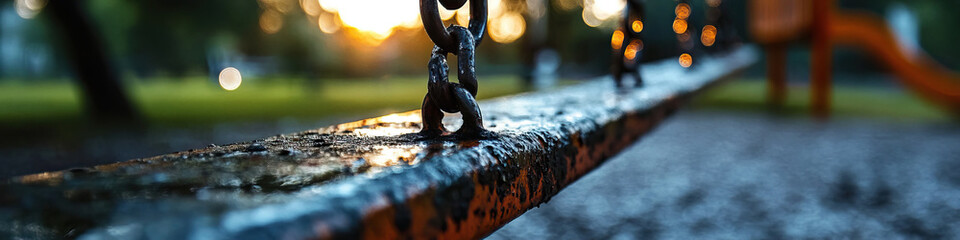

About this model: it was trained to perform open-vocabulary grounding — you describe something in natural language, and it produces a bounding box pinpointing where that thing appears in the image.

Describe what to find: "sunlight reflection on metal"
[219,67,243,91]
[365,146,422,167]
[702,25,717,46]
[378,112,422,123]
[17,172,63,185]
[679,53,693,68]
[350,111,422,137]
[352,126,419,137]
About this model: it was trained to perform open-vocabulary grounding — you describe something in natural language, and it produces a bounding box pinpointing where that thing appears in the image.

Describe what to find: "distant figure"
[611,0,646,88]
[531,49,560,90]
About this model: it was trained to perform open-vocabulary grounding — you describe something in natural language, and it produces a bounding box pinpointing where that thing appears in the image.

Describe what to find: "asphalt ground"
[489,110,960,239]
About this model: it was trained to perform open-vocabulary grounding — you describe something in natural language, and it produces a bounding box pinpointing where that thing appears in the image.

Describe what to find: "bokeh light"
[15,0,47,19]
[582,0,626,28]
[679,53,692,68]
[631,20,643,33]
[701,25,717,47]
[675,3,691,20]
[302,0,529,45]
[673,19,688,34]
[439,6,456,21]
[219,67,243,91]
[260,10,284,34]
[553,0,581,11]
[706,0,722,8]
[455,2,471,27]
[318,0,421,43]
[318,12,341,33]
[300,0,321,16]
[611,30,624,50]
[624,40,642,61]
[489,12,526,44]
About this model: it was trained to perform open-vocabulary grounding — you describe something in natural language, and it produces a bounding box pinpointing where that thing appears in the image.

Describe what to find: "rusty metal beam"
[0,47,756,240]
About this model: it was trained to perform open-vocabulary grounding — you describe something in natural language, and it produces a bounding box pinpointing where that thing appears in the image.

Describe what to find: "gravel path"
[489,110,960,239]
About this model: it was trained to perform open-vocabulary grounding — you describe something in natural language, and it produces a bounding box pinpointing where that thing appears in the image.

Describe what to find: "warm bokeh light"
[488,0,505,21]
[581,8,603,27]
[675,3,691,20]
[673,19,688,34]
[260,10,284,34]
[318,0,341,13]
[582,0,625,28]
[611,30,624,50]
[455,2,471,27]
[219,67,243,91]
[15,0,47,19]
[318,12,341,33]
[304,0,527,46]
[679,53,693,68]
[489,12,526,43]
[300,0,321,16]
[624,40,642,61]
[554,0,581,11]
[439,6,456,21]
[706,0,722,8]
[261,0,295,14]
[701,25,717,46]
[317,0,421,42]
[631,20,643,33]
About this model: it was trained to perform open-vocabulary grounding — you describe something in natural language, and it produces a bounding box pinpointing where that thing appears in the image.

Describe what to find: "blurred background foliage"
[0,0,958,176]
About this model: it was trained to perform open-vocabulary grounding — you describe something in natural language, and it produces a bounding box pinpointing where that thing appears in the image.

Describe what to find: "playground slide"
[830,12,960,112]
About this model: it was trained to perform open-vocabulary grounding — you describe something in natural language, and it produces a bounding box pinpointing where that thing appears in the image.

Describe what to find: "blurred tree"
[47,0,137,121]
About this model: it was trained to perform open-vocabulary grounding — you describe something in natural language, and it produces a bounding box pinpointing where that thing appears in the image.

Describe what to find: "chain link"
[419,0,489,139]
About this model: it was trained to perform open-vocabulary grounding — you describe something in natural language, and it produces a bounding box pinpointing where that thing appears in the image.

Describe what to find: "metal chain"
[419,0,489,139]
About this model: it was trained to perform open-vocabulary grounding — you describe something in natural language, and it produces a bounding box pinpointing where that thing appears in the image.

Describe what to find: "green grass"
[1,77,954,127]
[0,76,525,126]
[692,79,955,122]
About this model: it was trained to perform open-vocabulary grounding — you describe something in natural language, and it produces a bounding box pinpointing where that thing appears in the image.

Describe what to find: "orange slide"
[750,0,960,114]
[829,12,960,112]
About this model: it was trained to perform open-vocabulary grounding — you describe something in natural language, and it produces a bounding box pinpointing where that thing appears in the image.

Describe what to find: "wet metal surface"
[0,47,756,239]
